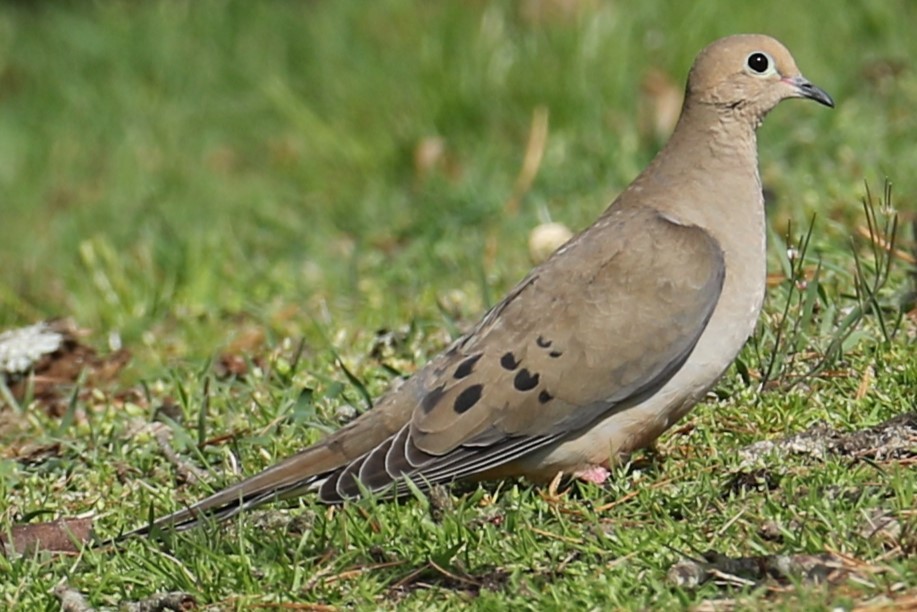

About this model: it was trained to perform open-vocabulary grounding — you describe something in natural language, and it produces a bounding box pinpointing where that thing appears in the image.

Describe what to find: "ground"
[0,1,915,609]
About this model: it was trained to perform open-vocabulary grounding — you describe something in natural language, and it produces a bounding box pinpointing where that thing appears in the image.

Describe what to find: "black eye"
[747,52,770,74]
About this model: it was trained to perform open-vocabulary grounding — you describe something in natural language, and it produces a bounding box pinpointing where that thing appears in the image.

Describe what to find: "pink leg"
[573,464,611,484]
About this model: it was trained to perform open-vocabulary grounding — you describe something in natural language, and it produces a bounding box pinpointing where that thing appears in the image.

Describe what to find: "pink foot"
[573,465,611,484]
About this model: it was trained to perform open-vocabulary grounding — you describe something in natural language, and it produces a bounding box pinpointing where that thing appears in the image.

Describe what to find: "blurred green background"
[0,0,912,370]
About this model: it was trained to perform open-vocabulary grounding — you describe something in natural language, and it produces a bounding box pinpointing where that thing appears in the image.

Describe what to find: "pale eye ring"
[746,52,774,75]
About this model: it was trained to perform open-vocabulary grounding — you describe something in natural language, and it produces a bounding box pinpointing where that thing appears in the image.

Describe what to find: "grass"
[1,0,916,609]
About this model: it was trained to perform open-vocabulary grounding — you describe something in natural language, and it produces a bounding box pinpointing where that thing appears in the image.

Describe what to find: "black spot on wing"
[453,353,482,379]
[453,384,483,414]
[421,384,447,413]
[538,389,553,403]
[536,335,552,348]
[513,369,539,391]
[500,352,520,370]
[548,350,563,358]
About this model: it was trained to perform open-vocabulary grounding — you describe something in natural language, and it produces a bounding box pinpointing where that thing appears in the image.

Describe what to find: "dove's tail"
[114,443,345,541]
[110,387,418,543]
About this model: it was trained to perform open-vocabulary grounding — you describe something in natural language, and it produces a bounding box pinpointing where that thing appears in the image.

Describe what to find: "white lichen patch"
[0,322,64,375]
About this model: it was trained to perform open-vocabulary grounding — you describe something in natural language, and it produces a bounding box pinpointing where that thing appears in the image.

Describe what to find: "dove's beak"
[785,75,834,108]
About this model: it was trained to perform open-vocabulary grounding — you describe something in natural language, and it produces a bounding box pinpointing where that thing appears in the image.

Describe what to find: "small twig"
[155,429,208,485]
[855,365,874,400]
[390,564,432,591]
[320,560,407,586]
[530,526,584,545]
[428,559,480,586]
[505,105,549,215]
[594,473,686,513]
[855,225,915,264]
[708,568,759,587]
[241,600,337,611]
[715,508,746,537]
[200,428,249,448]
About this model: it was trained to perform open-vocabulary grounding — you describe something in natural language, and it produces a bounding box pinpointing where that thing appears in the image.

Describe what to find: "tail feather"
[119,475,324,540]
[114,444,344,541]
[108,383,420,543]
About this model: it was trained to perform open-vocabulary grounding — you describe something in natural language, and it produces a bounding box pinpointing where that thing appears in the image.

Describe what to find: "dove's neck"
[623,103,765,237]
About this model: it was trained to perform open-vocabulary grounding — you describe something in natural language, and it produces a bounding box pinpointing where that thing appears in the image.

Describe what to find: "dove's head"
[685,34,833,123]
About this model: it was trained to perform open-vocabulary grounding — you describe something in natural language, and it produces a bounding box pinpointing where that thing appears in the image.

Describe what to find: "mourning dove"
[126,34,833,536]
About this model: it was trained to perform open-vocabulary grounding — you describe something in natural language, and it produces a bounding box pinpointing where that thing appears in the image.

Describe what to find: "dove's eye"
[746,52,773,75]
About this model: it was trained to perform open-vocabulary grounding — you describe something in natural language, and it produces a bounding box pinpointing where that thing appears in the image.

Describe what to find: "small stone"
[528,222,573,264]
[758,519,783,541]
[335,404,358,422]
[667,559,708,588]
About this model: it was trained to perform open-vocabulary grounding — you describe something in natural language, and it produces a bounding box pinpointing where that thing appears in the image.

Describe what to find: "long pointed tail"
[110,387,419,543]
[114,444,343,540]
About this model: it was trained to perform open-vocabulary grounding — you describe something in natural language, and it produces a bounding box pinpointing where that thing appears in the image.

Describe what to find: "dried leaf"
[2,517,94,556]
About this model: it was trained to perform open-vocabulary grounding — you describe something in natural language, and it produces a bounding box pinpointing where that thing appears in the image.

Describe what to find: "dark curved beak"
[787,75,834,108]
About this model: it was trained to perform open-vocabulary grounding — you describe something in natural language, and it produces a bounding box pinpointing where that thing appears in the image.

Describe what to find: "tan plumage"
[124,34,833,537]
